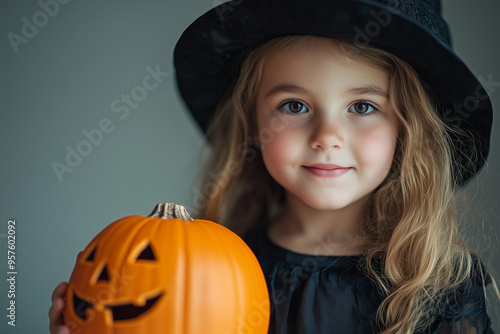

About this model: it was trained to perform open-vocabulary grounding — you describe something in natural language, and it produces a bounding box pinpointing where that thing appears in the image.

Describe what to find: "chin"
[301,196,355,211]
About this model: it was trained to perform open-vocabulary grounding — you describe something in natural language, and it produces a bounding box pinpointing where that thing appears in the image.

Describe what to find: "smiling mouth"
[73,291,162,321]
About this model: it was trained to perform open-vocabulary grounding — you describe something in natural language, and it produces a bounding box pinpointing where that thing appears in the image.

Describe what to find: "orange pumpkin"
[64,203,270,334]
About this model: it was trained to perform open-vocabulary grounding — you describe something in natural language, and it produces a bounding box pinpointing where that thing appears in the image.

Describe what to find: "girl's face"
[256,37,398,211]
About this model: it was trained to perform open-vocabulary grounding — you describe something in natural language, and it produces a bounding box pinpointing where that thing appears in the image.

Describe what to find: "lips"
[303,163,352,177]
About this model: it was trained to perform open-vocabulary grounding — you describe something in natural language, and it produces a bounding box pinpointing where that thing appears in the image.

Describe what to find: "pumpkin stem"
[149,203,194,221]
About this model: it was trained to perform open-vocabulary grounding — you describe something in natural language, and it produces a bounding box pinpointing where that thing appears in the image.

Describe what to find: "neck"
[269,193,368,255]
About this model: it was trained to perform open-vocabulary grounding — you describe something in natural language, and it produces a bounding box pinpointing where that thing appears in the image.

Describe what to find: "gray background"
[0,0,498,332]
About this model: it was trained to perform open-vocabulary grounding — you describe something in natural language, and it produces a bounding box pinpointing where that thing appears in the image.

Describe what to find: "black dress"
[243,228,494,334]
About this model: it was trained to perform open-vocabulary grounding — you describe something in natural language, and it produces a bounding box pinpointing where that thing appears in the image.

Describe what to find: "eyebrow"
[264,84,388,99]
[264,85,308,99]
[348,85,388,98]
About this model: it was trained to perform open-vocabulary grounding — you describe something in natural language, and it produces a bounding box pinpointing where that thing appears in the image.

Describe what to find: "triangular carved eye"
[97,265,110,282]
[136,244,156,261]
[85,247,96,262]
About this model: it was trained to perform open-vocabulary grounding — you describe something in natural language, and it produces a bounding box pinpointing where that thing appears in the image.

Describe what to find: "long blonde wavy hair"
[197,36,495,333]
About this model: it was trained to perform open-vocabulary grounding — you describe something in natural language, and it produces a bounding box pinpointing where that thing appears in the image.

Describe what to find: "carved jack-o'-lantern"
[64,203,270,334]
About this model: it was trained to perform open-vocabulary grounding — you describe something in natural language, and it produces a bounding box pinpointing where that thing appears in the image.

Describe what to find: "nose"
[308,114,344,151]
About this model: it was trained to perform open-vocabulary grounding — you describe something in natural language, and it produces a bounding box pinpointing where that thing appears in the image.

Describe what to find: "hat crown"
[373,0,450,47]
[384,0,441,12]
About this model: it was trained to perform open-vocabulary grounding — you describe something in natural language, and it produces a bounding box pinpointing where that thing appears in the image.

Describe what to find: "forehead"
[259,36,389,93]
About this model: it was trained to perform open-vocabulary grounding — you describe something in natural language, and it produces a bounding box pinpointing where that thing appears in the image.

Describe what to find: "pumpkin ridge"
[181,213,189,334]
[221,225,244,330]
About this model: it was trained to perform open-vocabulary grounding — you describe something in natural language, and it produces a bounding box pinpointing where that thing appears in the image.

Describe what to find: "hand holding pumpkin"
[60,203,270,334]
[49,282,70,334]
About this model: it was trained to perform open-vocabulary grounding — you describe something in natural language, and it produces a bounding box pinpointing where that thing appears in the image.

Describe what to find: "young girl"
[50,0,497,333]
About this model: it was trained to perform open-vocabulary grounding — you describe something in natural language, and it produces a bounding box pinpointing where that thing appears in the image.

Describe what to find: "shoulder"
[458,255,492,294]
[432,256,494,333]
[446,255,492,306]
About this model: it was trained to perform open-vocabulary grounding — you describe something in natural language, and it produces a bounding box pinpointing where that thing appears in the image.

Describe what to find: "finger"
[51,282,68,305]
[49,323,70,334]
[56,325,70,334]
[49,298,70,334]
[48,298,64,325]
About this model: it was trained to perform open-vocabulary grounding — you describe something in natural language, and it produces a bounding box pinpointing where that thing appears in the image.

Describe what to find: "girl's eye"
[280,101,308,114]
[348,102,377,115]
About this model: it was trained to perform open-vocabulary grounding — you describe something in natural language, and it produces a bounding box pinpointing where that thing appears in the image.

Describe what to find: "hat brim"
[174,0,492,185]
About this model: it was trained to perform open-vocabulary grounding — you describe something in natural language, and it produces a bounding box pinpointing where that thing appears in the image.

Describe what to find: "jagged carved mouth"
[73,291,162,321]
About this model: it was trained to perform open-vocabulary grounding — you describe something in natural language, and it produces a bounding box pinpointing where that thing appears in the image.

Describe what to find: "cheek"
[259,126,303,175]
[353,124,397,173]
